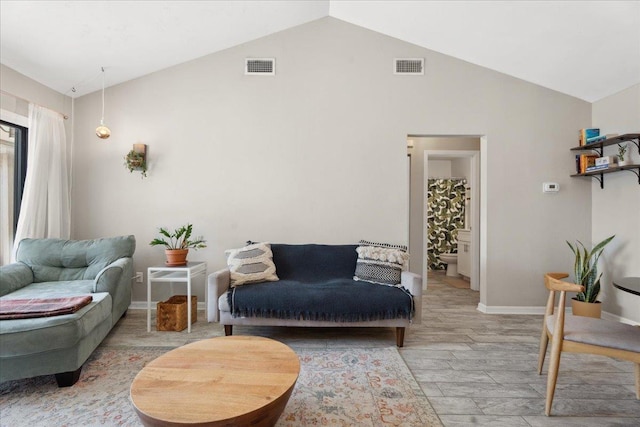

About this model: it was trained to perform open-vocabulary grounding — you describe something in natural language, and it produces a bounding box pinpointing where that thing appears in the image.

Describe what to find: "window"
[0,120,27,264]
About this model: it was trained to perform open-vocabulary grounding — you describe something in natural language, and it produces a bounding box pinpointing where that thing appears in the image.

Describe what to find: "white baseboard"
[477,303,639,326]
[602,311,639,326]
[129,301,207,311]
[476,303,544,315]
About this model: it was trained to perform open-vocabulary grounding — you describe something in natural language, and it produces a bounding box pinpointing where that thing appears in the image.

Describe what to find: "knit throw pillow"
[353,240,409,286]
[225,242,279,286]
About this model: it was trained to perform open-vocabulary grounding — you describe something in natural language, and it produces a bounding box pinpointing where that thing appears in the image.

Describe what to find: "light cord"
[100,67,105,124]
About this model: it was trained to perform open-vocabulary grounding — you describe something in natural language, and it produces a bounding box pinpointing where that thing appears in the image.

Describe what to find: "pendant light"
[95,67,111,139]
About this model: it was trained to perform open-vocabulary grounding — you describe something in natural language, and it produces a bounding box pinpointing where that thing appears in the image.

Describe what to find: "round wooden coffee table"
[130,336,300,426]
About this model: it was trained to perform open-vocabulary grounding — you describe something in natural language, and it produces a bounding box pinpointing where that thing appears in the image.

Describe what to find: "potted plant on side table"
[150,224,206,266]
[566,234,614,318]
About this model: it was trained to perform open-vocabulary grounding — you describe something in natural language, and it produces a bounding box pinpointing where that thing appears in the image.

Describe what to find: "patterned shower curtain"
[427,178,466,271]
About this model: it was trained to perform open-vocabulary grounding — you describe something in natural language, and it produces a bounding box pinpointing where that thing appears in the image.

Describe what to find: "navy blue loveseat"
[208,244,422,347]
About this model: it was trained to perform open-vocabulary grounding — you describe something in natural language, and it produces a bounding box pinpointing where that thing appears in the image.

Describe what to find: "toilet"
[440,253,459,277]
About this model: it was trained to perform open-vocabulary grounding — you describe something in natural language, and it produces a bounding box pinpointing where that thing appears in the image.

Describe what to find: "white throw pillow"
[225,242,279,286]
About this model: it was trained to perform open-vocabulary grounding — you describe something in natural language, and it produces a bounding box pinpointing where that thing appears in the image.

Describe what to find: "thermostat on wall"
[543,182,560,193]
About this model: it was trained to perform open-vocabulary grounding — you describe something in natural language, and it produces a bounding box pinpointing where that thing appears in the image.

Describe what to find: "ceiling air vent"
[394,58,424,75]
[245,58,275,75]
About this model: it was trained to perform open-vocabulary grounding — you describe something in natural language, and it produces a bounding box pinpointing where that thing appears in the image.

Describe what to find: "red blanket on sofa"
[0,296,93,320]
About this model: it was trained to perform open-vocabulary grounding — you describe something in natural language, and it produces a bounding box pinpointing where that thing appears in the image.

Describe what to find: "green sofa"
[0,235,135,386]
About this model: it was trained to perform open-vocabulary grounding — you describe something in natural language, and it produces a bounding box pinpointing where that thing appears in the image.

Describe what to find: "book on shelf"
[585,164,609,172]
[579,154,598,173]
[586,135,607,144]
[579,128,599,146]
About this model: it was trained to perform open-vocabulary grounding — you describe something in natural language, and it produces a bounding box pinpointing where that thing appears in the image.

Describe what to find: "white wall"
[0,64,72,136]
[70,17,592,307]
[451,157,472,229]
[451,157,471,182]
[0,65,72,117]
[427,160,452,177]
[591,84,640,324]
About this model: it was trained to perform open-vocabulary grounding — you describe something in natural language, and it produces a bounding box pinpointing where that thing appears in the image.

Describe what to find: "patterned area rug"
[0,346,441,426]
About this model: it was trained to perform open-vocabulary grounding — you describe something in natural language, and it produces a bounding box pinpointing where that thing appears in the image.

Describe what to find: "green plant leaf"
[149,224,207,249]
[588,277,602,303]
[149,238,168,247]
[590,235,615,257]
[566,235,614,304]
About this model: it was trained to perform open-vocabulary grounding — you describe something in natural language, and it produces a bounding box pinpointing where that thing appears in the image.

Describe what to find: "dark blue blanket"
[228,279,414,322]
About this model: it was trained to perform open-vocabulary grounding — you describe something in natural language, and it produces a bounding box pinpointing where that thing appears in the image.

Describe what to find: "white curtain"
[12,104,70,260]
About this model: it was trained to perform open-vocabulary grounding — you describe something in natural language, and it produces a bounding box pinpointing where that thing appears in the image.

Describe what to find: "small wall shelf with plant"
[570,133,639,188]
[124,143,148,178]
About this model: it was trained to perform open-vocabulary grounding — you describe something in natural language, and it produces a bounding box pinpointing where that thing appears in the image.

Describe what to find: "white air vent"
[245,58,275,75]
[394,58,424,75]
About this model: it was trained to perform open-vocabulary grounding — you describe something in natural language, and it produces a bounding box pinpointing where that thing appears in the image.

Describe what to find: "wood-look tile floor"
[105,272,640,426]
[416,273,639,426]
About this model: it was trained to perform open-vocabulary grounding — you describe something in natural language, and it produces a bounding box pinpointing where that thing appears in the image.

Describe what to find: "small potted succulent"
[617,143,630,166]
[150,224,206,266]
[566,235,614,318]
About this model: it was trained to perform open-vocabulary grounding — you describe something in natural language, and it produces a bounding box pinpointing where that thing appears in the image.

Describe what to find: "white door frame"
[422,145,484,296]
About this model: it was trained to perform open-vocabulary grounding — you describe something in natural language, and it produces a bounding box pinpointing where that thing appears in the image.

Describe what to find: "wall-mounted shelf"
[570,133,640,188]
[570,133,640,156]
[571,164,640,188]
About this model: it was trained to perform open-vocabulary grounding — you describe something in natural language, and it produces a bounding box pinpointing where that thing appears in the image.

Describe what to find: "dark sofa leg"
[224,325,233,336]
[55,367,82,387]
[396,327,405,348]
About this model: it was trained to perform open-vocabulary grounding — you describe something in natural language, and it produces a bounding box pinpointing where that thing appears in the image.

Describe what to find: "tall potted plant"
[150,224,206,266]
[566,235,614,318]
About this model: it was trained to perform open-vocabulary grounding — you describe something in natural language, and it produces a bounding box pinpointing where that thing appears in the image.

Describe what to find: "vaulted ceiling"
[1,1,638,102]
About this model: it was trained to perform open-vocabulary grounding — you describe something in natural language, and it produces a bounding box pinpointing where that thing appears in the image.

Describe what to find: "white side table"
[147,262,207,333]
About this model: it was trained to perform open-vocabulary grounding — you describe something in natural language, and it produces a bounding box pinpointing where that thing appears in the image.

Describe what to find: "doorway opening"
[407,136,483,298]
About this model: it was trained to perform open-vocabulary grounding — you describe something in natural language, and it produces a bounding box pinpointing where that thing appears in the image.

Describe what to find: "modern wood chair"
[538,273,640,416]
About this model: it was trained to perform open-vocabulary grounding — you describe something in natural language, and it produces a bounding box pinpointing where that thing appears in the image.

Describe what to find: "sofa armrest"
[207,268,230,323]
[401,271,422,324]
[0,262,34,297]
[93,258,128,294]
